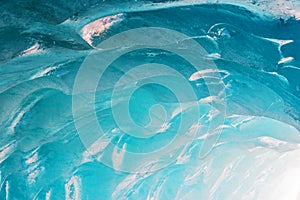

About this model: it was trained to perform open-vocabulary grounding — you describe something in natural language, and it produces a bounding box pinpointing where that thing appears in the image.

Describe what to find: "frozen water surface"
[0,0,300,199]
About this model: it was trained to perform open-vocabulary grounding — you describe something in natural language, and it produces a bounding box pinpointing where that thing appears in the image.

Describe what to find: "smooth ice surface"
[0,0,300,199]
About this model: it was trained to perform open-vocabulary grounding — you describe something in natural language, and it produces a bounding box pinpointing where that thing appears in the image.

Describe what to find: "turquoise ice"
[0,1,300,199]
